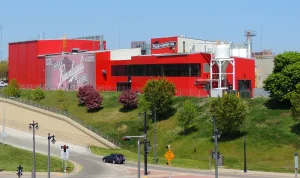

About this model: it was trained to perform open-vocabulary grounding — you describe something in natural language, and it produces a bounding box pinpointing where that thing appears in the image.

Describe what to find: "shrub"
[177,99,198,134]
[56,89,66,102]
[3,78,20,97]
[209,93,248,136]
[77,85,94,105]
[291,83,300,122]
[118,90,138,109]
[31,87,45,101]
[143,77,176,118]
[85,90,103,112]
[77,85,103,112]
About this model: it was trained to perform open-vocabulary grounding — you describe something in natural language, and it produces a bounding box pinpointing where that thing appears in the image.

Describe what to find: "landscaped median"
[0,144,74,172]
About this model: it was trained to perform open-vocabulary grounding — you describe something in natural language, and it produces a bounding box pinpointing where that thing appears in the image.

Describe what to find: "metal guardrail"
[0,94,122,148]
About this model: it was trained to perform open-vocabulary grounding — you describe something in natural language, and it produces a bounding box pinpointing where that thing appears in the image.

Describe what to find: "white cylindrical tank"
[214,44,230,58]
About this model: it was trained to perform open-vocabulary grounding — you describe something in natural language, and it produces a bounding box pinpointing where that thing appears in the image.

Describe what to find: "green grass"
[0,143,74,172]
[17,89,300,173]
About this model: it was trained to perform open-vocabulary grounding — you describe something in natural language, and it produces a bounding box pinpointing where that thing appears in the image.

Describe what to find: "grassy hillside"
[17,90,299,173]
[0,143,74,172]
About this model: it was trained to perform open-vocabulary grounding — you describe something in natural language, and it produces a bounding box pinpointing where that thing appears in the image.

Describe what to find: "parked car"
[0,81,7,87]
[102,153,125,164]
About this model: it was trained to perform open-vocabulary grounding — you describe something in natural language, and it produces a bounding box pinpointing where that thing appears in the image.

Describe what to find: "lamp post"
[48,133,56,178]
[2,102,6,144]
[244,136,247,173]
[211,116,220,178]
[29,121,39,178]
[122,135,145,178]
[139,112,148,176]
[153,107,157,164]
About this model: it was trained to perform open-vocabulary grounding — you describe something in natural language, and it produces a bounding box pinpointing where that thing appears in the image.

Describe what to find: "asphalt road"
[0,126,295,178]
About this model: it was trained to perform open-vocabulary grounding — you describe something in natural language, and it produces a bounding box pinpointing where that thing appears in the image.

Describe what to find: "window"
[191,64,200,76]
[111,63,200,77]
[203,63,210,73]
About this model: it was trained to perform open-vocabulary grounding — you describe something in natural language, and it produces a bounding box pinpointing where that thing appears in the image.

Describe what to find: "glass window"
[191,64,200,76]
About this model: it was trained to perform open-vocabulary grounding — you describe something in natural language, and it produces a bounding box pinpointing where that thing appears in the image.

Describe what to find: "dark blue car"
[102,153,125,164]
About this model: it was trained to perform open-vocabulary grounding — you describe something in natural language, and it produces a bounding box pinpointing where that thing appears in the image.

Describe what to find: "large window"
[111,64,200,77]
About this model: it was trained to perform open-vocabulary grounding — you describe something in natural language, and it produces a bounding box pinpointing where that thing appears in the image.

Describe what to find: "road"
[0,125,295,178]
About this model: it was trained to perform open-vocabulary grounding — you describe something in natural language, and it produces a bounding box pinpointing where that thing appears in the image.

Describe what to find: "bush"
[77,85,103,112]
[177,99,198,134]
[31,87,45,101]
[77,85,94,105]
[118,90,138,109]
[56,89,66,102]
[143,77,176,118]
[291,83,300,122]
[85,90,103,111]
[3,78,20,97]
[209,93,248,136]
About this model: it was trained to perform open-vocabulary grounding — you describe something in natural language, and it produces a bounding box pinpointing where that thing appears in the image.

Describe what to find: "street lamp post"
[139,112,148,176]
[153,107,157,164]
[29,121,39,178]
[2,102,6,144]
[244,136,247,173]
[211,116,220,178]
[48,133,56,178]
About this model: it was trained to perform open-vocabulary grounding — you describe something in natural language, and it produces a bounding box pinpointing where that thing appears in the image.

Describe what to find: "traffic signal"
[122,136,130,141]
[16,164,23,177]
[217,151,220,159]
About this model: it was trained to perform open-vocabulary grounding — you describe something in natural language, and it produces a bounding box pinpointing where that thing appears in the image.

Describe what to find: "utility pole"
[2,102,6,144]
[153,107,157,164]
[143,112,148,176]
[211,116,220,178]
[122,135,145,178]
[29,121,39,178]
[244,136,247,173]
[48,133,56,178]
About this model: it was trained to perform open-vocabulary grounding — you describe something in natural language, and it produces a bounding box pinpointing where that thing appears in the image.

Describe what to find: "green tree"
[264,51,300,101]
[143,77,176,118]
[177,99,198,134]
[291,83,300,122]
[31,87,45,101]
[209,93,248,136]
[0,60,8,80]
[56,89,68,111]
[3,78,20,97]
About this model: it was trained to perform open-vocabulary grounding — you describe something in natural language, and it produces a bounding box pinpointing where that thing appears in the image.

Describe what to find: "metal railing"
[0,94,122,148]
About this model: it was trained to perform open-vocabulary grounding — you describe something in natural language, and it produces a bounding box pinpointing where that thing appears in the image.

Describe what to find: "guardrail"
[0,94,122,148]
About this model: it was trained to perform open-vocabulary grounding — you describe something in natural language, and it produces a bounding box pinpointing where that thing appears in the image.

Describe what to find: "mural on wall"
[45,53,96,90]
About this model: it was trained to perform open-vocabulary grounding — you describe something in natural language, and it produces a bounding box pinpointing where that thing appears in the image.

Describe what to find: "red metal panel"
[95,51,111,89]
[37,40,101,55]
[8,43,19,81]
[151,37,178,54]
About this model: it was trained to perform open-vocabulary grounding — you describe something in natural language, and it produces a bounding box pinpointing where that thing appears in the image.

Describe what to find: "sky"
[0,0,299,59]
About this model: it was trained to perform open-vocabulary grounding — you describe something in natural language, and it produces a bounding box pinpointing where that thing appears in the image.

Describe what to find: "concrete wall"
[0,98,119,149]
[255,58,275,88]
[253,88,270,98]
[177,37,215,53]
[110,48,141,60]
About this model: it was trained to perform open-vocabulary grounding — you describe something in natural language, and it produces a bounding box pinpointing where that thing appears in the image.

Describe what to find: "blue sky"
[0,0,299,59]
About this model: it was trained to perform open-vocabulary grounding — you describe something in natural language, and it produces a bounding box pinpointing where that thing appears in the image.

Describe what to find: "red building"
[8,36,255,98]
[9,39,104,88]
